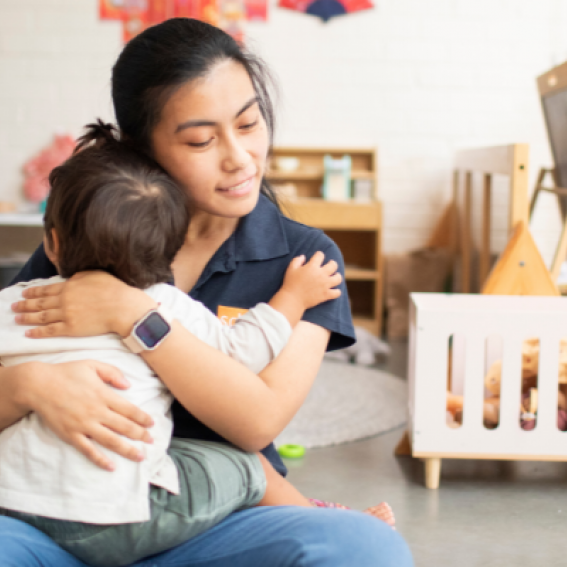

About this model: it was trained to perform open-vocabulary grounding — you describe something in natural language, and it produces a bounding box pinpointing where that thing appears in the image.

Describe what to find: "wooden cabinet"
[267,147,383,336]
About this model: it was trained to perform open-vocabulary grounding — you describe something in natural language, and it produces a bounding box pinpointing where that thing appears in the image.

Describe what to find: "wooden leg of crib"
[424,458,442,489]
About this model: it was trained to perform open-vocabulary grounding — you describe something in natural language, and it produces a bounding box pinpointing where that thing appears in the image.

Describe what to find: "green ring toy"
[277,444,306,459]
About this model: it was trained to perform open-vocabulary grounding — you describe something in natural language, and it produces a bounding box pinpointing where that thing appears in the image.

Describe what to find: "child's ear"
[43,229,59,268]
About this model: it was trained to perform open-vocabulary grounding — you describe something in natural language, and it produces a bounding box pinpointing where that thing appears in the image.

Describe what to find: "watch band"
[123,304,174,354]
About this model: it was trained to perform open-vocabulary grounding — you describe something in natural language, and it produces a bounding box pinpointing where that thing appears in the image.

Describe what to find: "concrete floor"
[284,341,567,567]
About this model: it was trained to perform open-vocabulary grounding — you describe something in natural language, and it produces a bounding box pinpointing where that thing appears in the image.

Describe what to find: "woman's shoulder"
[279,213,343,262]
[257,195,340,255]
[237,194,341,265]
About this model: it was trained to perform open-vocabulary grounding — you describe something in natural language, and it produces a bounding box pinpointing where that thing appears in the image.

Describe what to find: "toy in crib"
[446,338,567,431]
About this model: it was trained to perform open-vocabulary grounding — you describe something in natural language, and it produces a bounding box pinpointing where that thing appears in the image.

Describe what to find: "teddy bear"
[446,338,567,430]
[482,359,502,428]
[475,339,567,430]
[446,360,502,428]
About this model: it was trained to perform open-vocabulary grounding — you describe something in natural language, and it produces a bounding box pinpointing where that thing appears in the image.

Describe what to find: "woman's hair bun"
[75,119,119,153]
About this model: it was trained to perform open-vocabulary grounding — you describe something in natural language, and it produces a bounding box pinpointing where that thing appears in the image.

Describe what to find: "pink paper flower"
[23,134,76,203]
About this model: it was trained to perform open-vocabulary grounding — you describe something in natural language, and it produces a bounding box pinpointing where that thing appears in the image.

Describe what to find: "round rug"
[275,359,408,449]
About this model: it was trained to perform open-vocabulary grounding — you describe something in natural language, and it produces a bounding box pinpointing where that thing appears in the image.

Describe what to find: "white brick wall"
[248,0,567,254]
[0,0,121,210]
[1,0,567,255]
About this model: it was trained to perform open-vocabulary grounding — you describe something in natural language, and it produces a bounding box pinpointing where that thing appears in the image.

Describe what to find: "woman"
[0,18,413,567]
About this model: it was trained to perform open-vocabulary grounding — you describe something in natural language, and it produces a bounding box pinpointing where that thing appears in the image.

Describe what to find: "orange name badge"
[217,306,249,326]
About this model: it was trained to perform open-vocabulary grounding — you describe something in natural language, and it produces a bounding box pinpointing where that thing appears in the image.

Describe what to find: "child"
[0,122,392,567]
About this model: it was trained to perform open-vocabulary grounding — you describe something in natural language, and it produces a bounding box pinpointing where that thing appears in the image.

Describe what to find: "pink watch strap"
[122,304,173,354]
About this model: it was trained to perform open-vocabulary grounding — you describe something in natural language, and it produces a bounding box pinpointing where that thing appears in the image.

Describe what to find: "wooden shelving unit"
[268,147,383,336]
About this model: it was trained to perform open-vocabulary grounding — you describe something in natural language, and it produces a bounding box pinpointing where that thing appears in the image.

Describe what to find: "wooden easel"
[535,60,567,285]
[529,167,567,283]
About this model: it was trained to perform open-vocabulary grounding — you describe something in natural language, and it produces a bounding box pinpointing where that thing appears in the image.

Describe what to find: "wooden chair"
[452,144,530,292]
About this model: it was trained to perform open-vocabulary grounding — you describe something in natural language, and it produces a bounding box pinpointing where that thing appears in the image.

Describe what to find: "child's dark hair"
[44,120,189,289]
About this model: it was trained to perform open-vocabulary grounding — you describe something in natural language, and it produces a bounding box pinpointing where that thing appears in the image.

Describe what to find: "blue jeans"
[0,506,413,567]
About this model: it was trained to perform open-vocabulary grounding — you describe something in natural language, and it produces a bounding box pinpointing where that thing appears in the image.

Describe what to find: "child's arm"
[164,251,342,374]
[268,251,342,328]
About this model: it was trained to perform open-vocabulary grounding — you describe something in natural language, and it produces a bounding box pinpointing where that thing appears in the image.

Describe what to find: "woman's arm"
[0,359,155,470]
[0,363,37,432]
[13,272,330,452]
[143,320,329,451]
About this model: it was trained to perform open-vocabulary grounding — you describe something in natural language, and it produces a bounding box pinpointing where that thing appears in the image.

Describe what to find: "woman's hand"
[11,271,157,339]
[21,360,154,471]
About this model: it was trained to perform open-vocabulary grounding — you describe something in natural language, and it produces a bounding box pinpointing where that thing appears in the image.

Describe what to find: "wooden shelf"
[284,199,381,231]
[345,268,380,281]
[267,169,374,182]
[0,213,43,227]
[267,170,321,181]
[272,147,383,335]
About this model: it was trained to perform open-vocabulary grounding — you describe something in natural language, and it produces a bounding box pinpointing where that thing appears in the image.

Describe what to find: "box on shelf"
[385,248,452,339]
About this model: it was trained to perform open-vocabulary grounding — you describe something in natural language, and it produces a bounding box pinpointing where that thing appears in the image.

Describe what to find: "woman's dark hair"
[44,120,189,289]
[112,17,279,207]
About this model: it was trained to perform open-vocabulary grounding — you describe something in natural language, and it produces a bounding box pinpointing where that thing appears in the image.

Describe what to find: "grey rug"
[275,360,407,449]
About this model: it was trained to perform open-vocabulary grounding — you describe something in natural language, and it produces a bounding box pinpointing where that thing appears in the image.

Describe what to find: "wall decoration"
[279,0,372,22]
[244,0,268,21]
[22,134,76,204]
[219,0,246,42]
[99,0,266,42]
[174,0,196,17]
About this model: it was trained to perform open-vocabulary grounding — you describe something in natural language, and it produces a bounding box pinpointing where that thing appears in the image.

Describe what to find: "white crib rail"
[409,293,567,461]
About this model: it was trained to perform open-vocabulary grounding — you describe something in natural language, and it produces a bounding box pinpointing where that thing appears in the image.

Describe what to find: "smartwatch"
[123,305,173,354]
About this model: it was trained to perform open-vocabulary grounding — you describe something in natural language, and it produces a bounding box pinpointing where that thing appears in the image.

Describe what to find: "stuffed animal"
[446,392,463,428]
[520,387,567,431]
[444,360,501,428]
[521,338,540,379]
[325,326,391,366]
[477,338,567,431]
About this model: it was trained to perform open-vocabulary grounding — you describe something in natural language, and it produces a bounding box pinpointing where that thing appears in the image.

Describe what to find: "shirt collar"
[233,193,289,262]
[191,193,289,292]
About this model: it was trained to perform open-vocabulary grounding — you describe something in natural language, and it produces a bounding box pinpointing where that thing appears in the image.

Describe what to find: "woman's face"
[151,60,270,220]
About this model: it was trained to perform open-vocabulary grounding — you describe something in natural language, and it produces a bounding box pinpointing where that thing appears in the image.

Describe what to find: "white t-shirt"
[0,277,291,524]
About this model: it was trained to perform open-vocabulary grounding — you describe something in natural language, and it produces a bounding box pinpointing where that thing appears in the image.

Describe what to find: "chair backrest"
[452,144,530,292]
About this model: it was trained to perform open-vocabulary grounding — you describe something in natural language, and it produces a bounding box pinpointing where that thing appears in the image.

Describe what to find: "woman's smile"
[217,174,256,197]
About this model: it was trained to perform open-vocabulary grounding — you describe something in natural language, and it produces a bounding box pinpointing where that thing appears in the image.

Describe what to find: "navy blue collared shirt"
[12,194,355,476]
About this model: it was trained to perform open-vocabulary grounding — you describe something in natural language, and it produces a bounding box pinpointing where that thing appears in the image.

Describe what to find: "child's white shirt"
[0,276,291,524]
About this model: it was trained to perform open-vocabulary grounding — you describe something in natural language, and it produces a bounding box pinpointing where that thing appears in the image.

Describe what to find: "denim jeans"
[0,439,266,567]
[0,506,414,567]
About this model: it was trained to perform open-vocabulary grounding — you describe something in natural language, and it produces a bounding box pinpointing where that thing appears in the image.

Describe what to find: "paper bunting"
[99,0,267,42]
[279,0,372,22]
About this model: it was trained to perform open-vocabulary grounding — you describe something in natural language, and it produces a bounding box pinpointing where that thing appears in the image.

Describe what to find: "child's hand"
[282,251,342,311]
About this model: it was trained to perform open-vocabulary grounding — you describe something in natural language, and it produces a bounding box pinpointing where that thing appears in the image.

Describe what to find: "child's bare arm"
[269,251,342,328]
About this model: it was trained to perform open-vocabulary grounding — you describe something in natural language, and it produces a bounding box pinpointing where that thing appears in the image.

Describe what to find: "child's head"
[44,121,189,289]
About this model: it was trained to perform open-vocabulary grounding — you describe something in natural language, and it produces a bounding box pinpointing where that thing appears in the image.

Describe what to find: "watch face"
[136,311,171,348]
